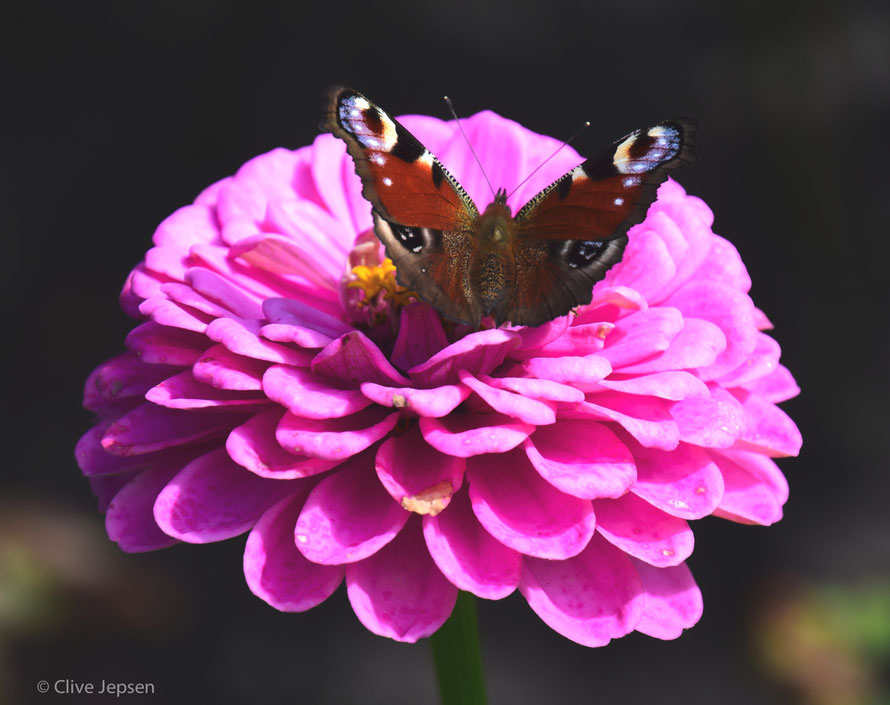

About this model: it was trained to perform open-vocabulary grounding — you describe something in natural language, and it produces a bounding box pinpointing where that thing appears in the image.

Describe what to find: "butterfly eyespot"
[566,240,606,269]
[395,225,425,253]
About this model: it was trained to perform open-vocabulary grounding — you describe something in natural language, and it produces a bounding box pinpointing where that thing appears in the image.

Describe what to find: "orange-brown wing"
[496,120,697,326]
[321,86,478,230]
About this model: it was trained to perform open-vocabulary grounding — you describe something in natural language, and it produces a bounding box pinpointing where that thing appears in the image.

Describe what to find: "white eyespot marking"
[623,176,640,188]
[382,177,393,187]
[571,165,586,181]
[411,245,422,253]
[418,152,434,168]
[371,153,386,166]
[614,197,624,206]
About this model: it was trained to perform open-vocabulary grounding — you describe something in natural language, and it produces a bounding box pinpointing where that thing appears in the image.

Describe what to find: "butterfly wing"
[321,86,484,324]
[498,119,697,326]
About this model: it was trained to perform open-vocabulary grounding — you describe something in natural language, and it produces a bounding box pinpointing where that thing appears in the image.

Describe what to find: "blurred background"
[2,0,889,703]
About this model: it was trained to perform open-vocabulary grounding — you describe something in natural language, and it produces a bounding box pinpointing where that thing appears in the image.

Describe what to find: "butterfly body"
[322,87,697,328]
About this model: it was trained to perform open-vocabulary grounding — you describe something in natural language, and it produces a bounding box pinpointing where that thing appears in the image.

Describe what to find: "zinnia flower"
[76,108,801,646]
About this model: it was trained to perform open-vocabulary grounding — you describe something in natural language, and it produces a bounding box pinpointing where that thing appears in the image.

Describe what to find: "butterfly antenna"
[443,95,496,200]
[507,121,591,200]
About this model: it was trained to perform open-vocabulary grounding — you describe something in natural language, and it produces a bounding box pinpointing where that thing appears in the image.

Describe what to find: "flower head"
[76,109,801,645]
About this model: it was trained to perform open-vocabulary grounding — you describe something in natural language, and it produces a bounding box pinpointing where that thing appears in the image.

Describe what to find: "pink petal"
[226,409,337,479]
[485,376,585,404]
[101,403,238,456]
[311,135,357,230]
[125,321,208,366]
[346,517,457,643]
[420,413,534,458]
[710,448,789,525]
[191,344,267,391]
[689,234,751,293]
[423,487,521,599]
[154,448,302,542]
[276,407,400,460]
[244,492,344,612]
[230,233,339,289]
[511,323,613,359]
[595,493,693,567]
[741,364,800,404]
[264,198,351,260]
[262,296,353,343]
[83,353,179,413]
[597,307,684,369]
[152,203,218,247]
[629,441,725,520]
[206,317,312,366]
[375,426,465,515]
[597,371,708,401]
[663,281,757,380]
[511,315,571,352]
[360,382,470,417]
[77,423,167,476]
[567,392,679,450]
[588,285,649,312]
[145,370,268,409]
[632,559,703,639]
[295,451,410,564]
[520,535,644,647]
[390,303,449,370]
[731,390,802,457]
[312,331,411,387]
[139,297,212,333]
[186,268,265,319]
[467,450,595,559]
[459,370,556,425]
[263,365,371,419]
[90,470,141,512]
[617,318,726,375]
[521,354,612,388]
[409,329,521,387]
[608,229,677,302]
[671,386,746,448]
[524,421,636,499]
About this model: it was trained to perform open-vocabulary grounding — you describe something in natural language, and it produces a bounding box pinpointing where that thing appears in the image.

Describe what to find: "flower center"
[348,258,415,311]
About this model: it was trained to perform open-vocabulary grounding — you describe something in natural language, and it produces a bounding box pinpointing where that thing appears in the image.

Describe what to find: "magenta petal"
[671,386,746,448]
[276,407,400,460]
[192,344,267,391]
[360,382,469,417]
[346,517,458,642]
[689,233,751,293]
[145,370,268,409]
[84,353,179,413]
[521,354,612,387]
[598,371,708,401]
[77,424,165,476]
[312,331,411,387]
[742,364,800,404]
[154,448,301,542]
[262,297,353,342]
[90,471,141,512]
[152,203,218,247]
[595,493,693,567]
[295,452,410,564]
[467,450,595,559]
[486,376,585,403]
[513,323,613,359]
[244,492,344,612]
[618,318,726,375]
[206,317,312,366]
[230,233,339,289]
[718,332,781,388]
[630,441,725,519]
[186,267,265,319]
[263,365,371,419]
[524,421,635,499]
[419,413,534,458]
[390,303,449,370]
[597,307,684,368]
[106,459,187,552]
[423,487,521,599]
[609,229,677,302]
[632,559,703,639]
[459,371,556,425]
[375,426,465,515]
[731,390,802,457]
[226,409,338,479]
[567,392,679,450]
[520,534,644,647]
[101,403,237,456]
[139,296,212,333]
[125,321,208,366]
[512,316,571,351]
[408,329,521,387]
[710,449,788,525]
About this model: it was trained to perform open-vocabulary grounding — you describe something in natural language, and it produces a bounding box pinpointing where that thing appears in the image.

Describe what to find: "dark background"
[2,1,889,703]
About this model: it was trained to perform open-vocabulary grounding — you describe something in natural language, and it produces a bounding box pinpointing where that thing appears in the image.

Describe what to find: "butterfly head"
[493,187,508,207]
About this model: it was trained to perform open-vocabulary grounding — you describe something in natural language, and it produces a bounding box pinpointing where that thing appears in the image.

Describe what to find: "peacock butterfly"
[321,86,696,327]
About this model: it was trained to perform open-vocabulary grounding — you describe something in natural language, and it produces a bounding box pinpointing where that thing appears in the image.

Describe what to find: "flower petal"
[710,448,789,525]
[632,559,703,639]
[346,517,457,643]
[390,303,449,370]
[486,376,585,403]
[244,492,344,612]
[408,329,521,387]
[263,365,371,419]
[597,371,708,401]
[360,382,470,417]
[671,386,746,448]
[206,317,312,366]
[731,389,802,457]
[295,451,410,564]
[419,413,534,458]
[741,364,800,404]
[191,344,267,391]
[423,487,521,599]
[520,535,644,647]
[521,355,612,387]
[375,426,465,516]
[125,321,208,366]
[597,307,684,369]
[276,407,400,460]
[83,353,179,413]
[154,448,301,542]
[617,318,726,375]
[524,421,635,499]
[595,493,693,567]
[567,392,680,450]
[145,370,268,409]
[467,450,595,559]
[459,370,556,425]
[312,331,411,387]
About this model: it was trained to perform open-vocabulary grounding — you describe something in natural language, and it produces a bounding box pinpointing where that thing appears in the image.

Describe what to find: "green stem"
[430,591,488,705]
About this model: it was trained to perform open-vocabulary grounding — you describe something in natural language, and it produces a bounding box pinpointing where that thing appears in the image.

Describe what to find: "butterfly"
[321,86,696,327]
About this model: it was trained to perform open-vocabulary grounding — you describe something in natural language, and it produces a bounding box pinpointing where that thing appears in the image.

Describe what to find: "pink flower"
[76,109,801,646]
